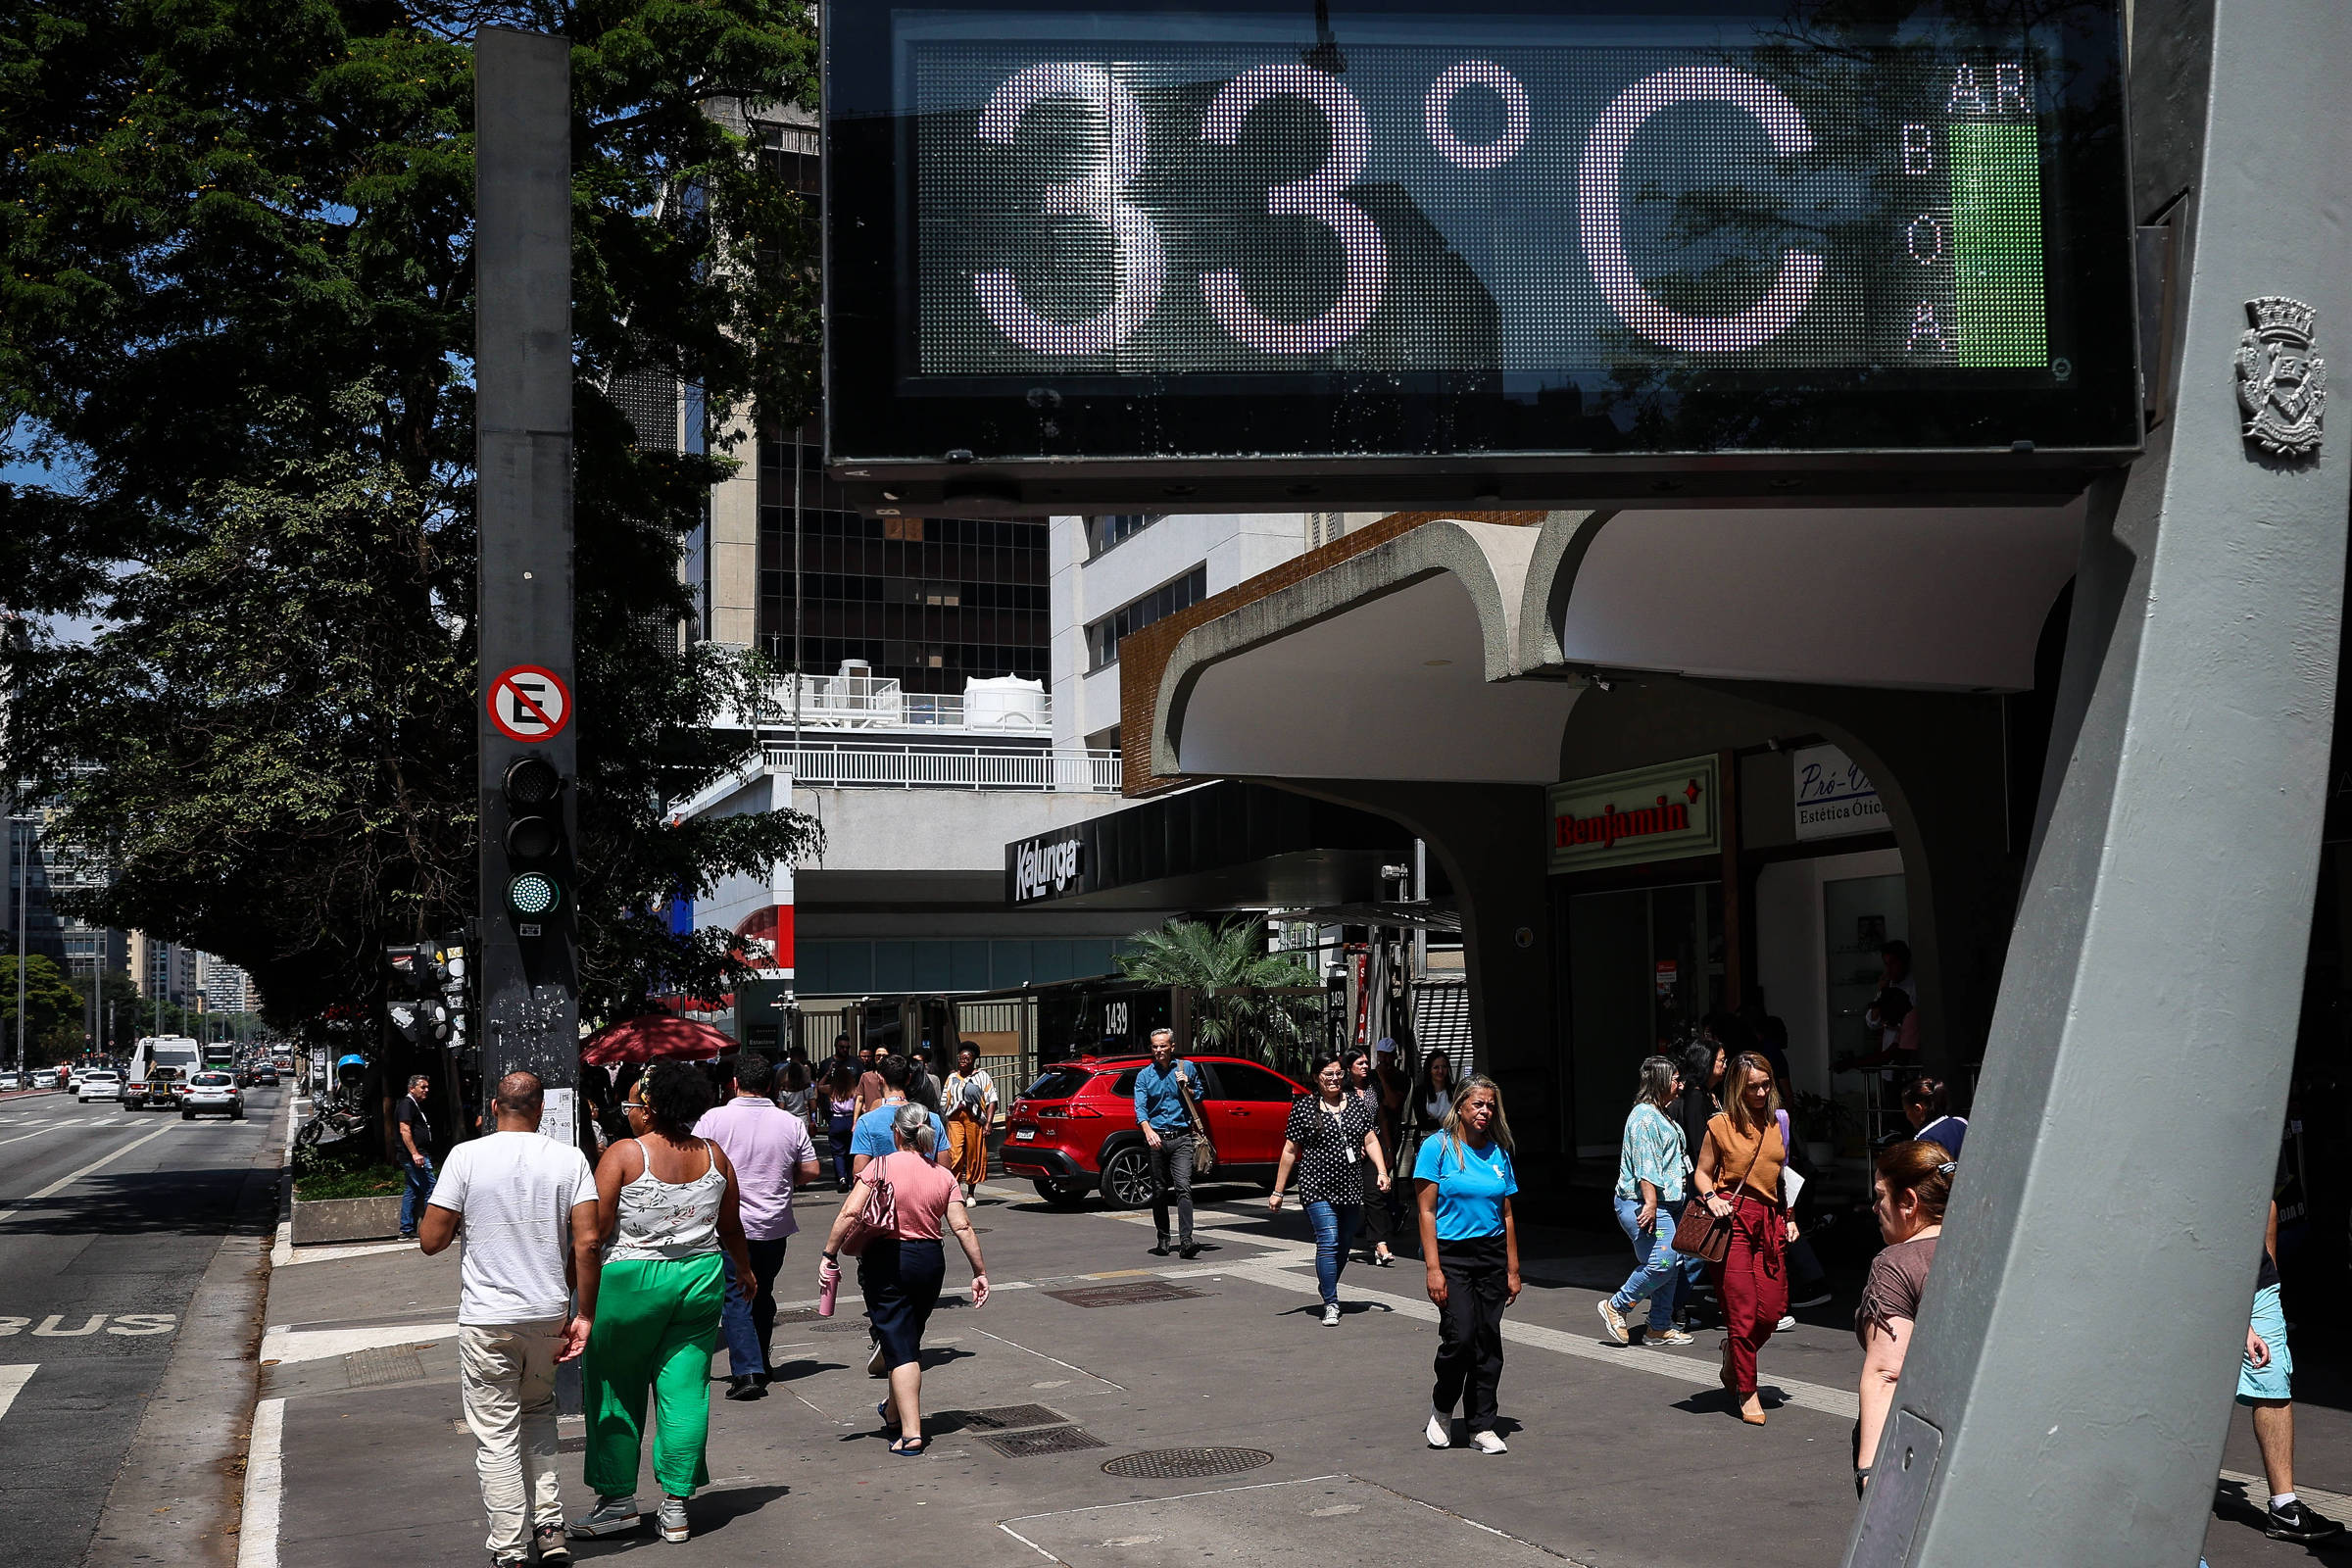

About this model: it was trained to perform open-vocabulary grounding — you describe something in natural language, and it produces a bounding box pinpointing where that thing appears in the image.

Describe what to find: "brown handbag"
[1671,1119,1770,1263]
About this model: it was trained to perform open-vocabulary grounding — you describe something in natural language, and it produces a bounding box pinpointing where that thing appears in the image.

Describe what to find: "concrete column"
[1845,3,2352,1562]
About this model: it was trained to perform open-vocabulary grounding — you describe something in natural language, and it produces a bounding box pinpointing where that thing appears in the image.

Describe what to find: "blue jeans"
[827,1113,856,1189]
[718,1240,791,1377]
[1609,1196,1682,1331]
[399,1159,434,1236]
[1304,1200,1361,1305]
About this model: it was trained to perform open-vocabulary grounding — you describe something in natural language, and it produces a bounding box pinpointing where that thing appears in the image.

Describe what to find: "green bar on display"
[1949,122,2048,368]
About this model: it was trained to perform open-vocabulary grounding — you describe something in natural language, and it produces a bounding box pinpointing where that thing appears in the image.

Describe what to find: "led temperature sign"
[823,1,2137,511]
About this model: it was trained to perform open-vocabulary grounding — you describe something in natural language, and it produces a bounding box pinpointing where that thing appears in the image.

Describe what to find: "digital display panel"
[824,1,2136,512]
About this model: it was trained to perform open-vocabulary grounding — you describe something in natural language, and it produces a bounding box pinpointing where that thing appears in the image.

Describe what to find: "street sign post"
[823,0,2138,513]
[474,28,579,1134]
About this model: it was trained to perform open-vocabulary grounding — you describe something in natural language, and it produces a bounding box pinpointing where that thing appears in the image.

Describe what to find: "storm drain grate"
[343,1346,427,1388]
[773,1307,825,1325]
[810,1320,871,1333]
[1045,1281,1203,1308]
[953,1403,1068,1432]
[1102,1447,1274,1480]
[979,1425,1106,1459]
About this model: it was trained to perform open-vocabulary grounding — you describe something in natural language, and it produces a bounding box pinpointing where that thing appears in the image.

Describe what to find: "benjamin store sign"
[1547,756,1720,874]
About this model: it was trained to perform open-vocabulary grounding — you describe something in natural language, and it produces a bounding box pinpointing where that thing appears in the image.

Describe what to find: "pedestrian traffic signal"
[501,757,567,919]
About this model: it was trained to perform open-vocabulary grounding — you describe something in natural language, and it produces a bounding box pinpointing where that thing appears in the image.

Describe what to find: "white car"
[78,1070,122,1102]
[182,1071,244,1120]
[0,1072,21,1091]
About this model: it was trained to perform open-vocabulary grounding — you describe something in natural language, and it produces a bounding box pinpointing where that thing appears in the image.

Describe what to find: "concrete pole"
[474,27,579,1136]
[1845,3,2352,1564]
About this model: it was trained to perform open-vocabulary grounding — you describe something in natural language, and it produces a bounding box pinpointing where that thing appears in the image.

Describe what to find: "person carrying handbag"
[817,1104,988,1456]
[1131,1029,1206,1258]
[1690,1052,1800,1427]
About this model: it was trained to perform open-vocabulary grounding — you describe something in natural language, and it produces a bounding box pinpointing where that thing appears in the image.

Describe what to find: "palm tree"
[1116,918,1323,1069]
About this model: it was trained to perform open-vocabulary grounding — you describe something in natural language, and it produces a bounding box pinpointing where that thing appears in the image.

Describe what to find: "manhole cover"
[1102,1447,1274,1479]
[981,1425,1106,1459]
[1045,1281,1204,1308]
[955,1403,1067,1432]
[343,1346,426,1388]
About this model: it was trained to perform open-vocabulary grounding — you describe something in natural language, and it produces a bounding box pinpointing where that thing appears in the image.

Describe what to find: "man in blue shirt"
[849,1055,951,1179]
[1131,1030,1204,1258]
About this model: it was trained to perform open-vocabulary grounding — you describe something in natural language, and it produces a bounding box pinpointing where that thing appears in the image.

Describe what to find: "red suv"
[1001,1054,1310,1207]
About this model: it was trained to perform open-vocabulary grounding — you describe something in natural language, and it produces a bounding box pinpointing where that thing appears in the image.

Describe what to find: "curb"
[81,1097,286,1568]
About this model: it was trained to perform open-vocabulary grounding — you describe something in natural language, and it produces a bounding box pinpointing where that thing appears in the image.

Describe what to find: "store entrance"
[1565,880,1724,1154]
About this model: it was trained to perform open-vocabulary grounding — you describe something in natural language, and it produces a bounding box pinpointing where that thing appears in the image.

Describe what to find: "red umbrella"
[580,1014,736,1066]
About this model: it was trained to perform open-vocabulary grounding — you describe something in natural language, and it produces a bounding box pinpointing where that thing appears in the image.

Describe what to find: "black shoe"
[1179,1242,1201,1260]
[1149,1242,1172,1257]
[2266,1499,2346,1544]
[724,1375,768,1401]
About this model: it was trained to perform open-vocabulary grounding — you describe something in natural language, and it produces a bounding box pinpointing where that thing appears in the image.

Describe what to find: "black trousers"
[1432,1234,1508,1431]
[1148,1132,1196,1245]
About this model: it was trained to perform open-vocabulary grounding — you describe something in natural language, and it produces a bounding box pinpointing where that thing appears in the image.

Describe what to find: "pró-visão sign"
[1547,756,1719,873]
[823,0,2137,513]
[1009,829,1089,902]
[1793,743,1891,841]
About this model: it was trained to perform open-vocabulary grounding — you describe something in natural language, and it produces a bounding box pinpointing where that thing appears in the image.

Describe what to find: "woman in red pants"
[1692,1052,1798,1426]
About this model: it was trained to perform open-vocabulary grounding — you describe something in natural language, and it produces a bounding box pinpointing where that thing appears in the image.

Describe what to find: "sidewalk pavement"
[241,1176,2352,1568]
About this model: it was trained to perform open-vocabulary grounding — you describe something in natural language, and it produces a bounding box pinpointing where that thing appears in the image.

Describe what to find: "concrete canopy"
[1151,503,2080,783]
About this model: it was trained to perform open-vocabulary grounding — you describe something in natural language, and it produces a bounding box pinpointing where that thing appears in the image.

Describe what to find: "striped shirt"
[1614,1102,1688,1202]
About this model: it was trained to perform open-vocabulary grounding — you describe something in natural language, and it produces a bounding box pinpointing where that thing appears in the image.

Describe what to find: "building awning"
[1004,780,1425,911]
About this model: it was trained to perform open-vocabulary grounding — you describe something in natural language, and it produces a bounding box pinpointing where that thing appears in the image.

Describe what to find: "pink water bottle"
[817,1255,842,1317]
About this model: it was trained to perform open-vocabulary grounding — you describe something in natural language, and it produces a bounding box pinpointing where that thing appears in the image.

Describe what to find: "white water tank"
[964,675,1048,730]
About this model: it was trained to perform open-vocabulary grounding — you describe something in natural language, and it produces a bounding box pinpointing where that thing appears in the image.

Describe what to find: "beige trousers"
[459,1318,567,1557]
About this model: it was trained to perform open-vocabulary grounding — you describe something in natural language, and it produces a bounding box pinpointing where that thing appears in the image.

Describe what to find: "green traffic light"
[508,871,562,917]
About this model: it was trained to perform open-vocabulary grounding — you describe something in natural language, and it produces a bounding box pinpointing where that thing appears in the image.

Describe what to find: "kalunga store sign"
[1546,756,1720,874]
[1008,829,1089,903]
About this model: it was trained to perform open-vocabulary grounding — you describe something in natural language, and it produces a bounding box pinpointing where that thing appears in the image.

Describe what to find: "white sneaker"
[1596,1298,1630,1345]
[1426,1407,1452,1448]
[1776,1314,1797,1333]
[1321,1302,1342,1327]
[657,1495,690,1544]
[1469,1429,1509,1454]
[567,1495,640,1539]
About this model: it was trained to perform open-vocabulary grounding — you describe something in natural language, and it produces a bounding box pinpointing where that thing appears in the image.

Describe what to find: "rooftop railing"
[760,741,1121,793]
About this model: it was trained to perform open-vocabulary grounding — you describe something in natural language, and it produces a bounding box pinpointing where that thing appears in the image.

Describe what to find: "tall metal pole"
[474,28,579,1142]
[1845,3,2352,1563]
[14,819,25,1072]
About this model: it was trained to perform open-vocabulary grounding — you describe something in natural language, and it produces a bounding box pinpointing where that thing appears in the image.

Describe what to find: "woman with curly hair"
[569,1061,757,1546]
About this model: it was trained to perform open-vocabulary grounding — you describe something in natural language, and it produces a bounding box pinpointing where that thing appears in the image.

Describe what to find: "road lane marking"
[0,1125,177,1218]
[237,1397,283,1568]
[0,1365,33,1420]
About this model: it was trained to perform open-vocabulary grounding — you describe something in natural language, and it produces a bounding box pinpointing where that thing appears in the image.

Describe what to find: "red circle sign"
[487,664,572,744]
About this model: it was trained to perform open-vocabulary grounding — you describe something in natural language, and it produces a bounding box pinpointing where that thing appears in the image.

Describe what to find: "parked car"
[0,1071,22,1091]
[78,1070,122,1103]
[182,1071,244,1120]
[999,1053,1309,1207]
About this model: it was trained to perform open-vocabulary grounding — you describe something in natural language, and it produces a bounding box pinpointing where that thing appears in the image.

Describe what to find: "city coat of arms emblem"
[2235,295,2326,457]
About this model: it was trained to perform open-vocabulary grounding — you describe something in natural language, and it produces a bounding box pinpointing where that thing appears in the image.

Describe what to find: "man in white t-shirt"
[420,1072,602,1568]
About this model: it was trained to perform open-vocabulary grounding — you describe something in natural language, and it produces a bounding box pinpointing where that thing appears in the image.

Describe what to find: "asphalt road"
[0,1085,285,1566]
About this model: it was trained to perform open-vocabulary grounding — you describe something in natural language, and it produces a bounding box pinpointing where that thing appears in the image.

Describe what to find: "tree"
[1116,919,1323,1068]
[65,968,147,1054]
[0,955,88,1065]
[2,0,823,1032]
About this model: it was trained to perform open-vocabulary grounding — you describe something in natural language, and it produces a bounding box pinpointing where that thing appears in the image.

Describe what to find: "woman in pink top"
[818,1104,989,1454]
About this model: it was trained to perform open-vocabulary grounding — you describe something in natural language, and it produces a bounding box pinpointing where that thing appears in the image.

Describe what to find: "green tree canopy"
[2,0,822,1029]
[0,955,88,1064]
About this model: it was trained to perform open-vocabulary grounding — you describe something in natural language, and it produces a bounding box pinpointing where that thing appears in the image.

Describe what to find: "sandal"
[889,1435,927,1456]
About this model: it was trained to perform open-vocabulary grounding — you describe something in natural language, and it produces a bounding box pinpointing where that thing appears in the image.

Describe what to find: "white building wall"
[1051,513,1318,751]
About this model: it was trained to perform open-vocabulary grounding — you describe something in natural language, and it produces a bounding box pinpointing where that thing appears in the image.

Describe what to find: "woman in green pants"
[569,1062,755,1545]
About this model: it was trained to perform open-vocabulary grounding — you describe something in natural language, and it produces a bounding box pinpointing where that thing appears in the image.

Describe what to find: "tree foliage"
[1116,918,1323,1066]
[1,0,822,1029]
[0,955,89,1064]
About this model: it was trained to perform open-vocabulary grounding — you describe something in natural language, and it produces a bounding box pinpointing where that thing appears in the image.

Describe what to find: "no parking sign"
[487,664,571,744]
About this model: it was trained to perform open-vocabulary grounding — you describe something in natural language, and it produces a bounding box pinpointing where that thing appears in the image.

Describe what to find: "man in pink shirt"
[694,1053,819,1400]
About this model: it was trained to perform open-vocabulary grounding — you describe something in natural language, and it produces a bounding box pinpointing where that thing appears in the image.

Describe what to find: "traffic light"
[383,943,448,1046]
[501,756,567,921]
